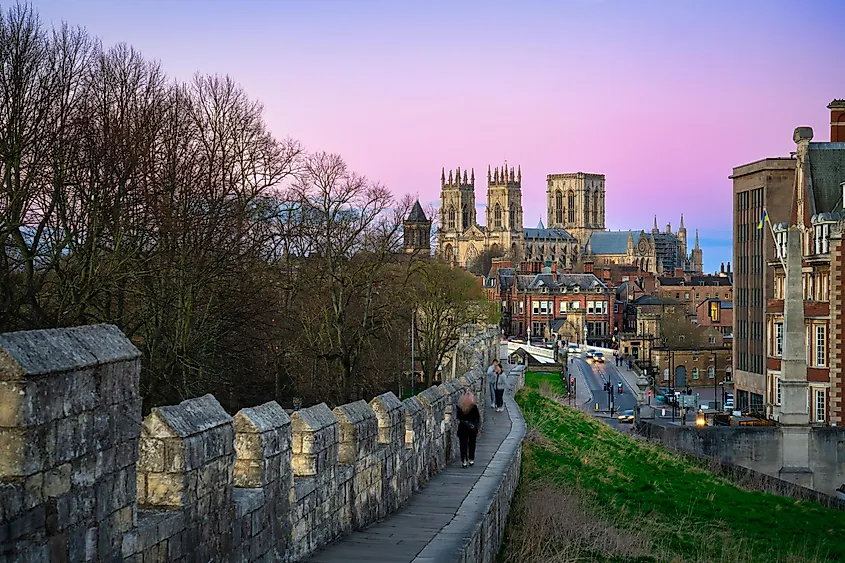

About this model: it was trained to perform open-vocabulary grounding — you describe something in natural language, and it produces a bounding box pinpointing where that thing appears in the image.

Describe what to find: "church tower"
[485,163,523,255]
[437,167,476,263]
[404,200,431,254]
[692,229,703,274]
[677,213,688,269]
[546,172,606,247]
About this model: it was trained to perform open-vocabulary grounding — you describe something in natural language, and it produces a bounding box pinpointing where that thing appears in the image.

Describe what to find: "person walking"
[457,391,481,468]
[486,359,499,408]
[493,364,506,412]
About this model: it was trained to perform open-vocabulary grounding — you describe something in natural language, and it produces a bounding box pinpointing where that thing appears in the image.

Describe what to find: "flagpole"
[763,209,787,273]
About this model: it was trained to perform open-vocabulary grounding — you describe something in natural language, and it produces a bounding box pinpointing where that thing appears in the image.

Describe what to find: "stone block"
[333,400,378,465]
[368,392,404,446]
[233,401,291,488]
[290,404,338,478]
[402,396,426,450]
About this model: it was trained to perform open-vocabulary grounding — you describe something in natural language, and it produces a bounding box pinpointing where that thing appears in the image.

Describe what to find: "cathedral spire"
[680,213,685,229]
[518,165,522,183]
[653,215,658,232]
[456,167,461,185]
[695,229,700,250]
[448,169,453,185]
[510,167,515,182]
[441,168,445,187]
[487,165,491,183]
[471,168,475,184]
[463,170,468,184]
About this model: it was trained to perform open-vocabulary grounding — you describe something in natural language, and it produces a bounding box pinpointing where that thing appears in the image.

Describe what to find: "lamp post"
[711,350,718,412]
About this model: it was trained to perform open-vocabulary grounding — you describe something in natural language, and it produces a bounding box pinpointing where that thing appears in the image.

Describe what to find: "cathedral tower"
[437,167,476,263]
[485,164,523,255]
[546,172,606,247]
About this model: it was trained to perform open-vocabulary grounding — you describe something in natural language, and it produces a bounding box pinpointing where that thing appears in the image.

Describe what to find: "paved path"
[306,364,519,563]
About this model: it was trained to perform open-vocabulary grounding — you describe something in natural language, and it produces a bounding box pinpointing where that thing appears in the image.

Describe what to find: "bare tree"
[412,260,486,387]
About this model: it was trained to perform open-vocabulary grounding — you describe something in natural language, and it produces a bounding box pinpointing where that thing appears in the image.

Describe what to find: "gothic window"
[494,204,502,228]
[462,205,469,230]
[448,206,456,231]
[555,191,563,224]
[593,191,599,224]
[567,191,575,222]
[584,193,590,224]
[510,204,516,228]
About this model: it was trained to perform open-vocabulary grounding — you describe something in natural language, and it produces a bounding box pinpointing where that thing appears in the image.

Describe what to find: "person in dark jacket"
[457,391,481,468]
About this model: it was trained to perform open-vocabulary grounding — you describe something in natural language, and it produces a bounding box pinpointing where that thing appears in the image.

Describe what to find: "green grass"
[524,369,568,397]
[501,379,845,562]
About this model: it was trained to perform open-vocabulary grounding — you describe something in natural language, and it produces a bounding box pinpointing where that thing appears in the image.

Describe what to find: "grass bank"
[499,381,845,562]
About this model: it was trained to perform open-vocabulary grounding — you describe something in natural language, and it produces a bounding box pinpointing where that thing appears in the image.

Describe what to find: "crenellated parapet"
[0,323,500,562]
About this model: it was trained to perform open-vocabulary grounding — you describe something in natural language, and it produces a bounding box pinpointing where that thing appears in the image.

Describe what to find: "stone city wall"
[638,420,845,498]
[0,324,499,562]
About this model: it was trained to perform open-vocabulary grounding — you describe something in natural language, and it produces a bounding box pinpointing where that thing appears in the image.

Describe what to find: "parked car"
[617,409,635,423]
[593,352,606,362]
[724,399,735,412]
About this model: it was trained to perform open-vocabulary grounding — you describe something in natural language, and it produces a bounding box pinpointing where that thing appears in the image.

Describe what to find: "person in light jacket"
[486,359,499,408]
[493,364,506,412]
[457,391,481,468]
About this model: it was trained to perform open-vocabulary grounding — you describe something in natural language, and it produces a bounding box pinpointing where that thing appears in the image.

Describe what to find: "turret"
[652,215,659,233]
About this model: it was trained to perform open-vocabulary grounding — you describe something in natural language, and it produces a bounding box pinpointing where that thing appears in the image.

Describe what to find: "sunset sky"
[34,0,845,272]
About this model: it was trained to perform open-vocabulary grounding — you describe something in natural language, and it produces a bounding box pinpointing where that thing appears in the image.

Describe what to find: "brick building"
[696,297,733,340]
[655,270,733,316]
[763,105,845,424]
[491,265,620,347]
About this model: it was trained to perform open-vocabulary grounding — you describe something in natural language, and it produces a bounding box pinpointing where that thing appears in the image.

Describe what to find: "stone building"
[436,165,703,275]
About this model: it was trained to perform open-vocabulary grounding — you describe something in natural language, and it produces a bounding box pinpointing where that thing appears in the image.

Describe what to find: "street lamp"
[711,350,718,412]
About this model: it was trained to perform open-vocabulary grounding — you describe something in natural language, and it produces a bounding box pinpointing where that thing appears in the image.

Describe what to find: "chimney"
[726,261,731,273]
[674,267,684,278]
[720,262,725,274]
[828,99,845,142]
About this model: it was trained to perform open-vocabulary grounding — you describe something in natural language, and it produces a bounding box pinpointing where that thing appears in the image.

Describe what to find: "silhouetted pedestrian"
[457,391,480,468]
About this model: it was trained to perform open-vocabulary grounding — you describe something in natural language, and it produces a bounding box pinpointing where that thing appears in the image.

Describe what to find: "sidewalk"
[306,362,524,562]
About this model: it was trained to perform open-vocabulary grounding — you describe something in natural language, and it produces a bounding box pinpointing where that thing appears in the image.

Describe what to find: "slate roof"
[407,200,428,222]
[495,267,515,291]
[513,272,606,292]
[631,295,681,306]
[808,143,845,213]
[523,227,575,240]
[586,231,639,254]
[658,276,731,287]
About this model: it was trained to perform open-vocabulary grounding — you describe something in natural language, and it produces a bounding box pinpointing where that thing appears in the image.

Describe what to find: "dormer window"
[813,223,830,254]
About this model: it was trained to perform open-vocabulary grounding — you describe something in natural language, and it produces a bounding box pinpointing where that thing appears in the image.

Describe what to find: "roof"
[808,143,845,214]
[406,200,429,222]
[586,231,639,255]
[631,295,682,306]
[523,227,575,240]
[658,275,732,287]
[514,272,606,292]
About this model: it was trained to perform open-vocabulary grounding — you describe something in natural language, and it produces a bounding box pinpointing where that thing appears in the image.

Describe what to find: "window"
[540,301,548,315]
[709,301,720,322]
[593,191,599,224]
[532,301,539,314]
[815,389,826,422]
[462,205,469,230]
[692,368,699,380]
[708,336,716,344]
[519,302,524,314]
[555,191,563,224]
[567,191,575,222]
[685,292,690,299]
[675,292,680,299]
[815,325,826,367]
[708,366,714,379]
[584,194,590,224]
[775,323,783,357]
[494,204,502,228]
[559,301,566,314]
[587,301,595,314]
[447,206,456,230]
[572,301,579,309]
[776,378,781,406]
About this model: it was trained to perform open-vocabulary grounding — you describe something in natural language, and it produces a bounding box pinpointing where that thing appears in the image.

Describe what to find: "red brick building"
[763,101,845,424]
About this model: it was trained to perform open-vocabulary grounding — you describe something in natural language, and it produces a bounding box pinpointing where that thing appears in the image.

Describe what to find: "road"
[566,352,637,430]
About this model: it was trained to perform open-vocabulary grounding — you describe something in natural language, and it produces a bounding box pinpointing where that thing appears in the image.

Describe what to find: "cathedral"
[427,165,703,275]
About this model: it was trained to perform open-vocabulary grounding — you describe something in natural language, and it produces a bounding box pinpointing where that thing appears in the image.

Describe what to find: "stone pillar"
[829,224,844,425]
[368,392,405,514]
[779,226,810,425]
[137,394,235,561]
[0,325,141,562]
[778,226,813,488]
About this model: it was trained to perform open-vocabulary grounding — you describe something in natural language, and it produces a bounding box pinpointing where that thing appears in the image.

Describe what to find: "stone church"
[430,165,703,275]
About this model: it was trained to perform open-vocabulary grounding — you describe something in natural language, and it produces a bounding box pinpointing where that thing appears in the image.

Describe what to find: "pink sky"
[33,0,845,271]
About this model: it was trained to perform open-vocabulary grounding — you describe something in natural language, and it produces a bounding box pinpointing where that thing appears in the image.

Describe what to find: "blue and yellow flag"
[756,209,770,230]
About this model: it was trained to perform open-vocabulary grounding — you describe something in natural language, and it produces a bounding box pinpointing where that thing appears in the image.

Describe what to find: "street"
[566,351,637,430]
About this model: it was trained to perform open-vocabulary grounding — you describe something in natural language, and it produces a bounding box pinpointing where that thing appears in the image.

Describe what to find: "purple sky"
[33,0,845,272]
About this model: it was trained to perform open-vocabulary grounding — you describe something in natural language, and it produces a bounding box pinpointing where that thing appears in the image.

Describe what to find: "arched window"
[567,191,575,222]
[708,366,715,379]
[444,244,454,260]
[593,191,599,224]
[692,368,700,380]
[584,193,590,224]
[448,206,456,231]
[494,204,502,228]
[555,191,563,224]
[510,204,516,228]
[462,205,469,231]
